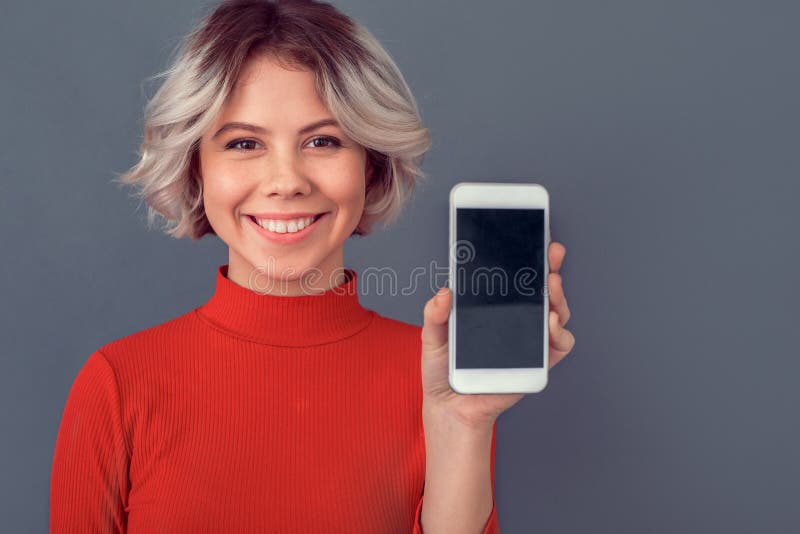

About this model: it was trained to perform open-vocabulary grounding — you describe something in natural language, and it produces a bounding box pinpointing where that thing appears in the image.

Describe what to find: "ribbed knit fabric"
[50,264,499,533]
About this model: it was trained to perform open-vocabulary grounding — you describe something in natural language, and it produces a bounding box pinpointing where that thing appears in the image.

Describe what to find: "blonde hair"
[114,0,432,239]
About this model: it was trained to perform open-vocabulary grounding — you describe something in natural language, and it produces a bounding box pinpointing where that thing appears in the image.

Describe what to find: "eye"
[225,139,261,151]
[307,136,342,149]
[224,136,342,152]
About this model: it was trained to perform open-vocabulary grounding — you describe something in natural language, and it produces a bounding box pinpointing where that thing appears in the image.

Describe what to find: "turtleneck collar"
[195,264,375,347]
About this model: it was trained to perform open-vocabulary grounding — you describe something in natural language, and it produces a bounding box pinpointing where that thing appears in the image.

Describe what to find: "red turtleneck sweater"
[50,265,499,533]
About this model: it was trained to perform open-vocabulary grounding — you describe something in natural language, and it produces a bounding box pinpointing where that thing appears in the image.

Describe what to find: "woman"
[49,0,575,532]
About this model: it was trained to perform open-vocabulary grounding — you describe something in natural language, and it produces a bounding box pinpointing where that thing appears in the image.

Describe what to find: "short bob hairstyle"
[115,0,432,239]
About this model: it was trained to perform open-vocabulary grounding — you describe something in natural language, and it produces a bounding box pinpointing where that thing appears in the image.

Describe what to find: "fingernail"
[436,287,448,298]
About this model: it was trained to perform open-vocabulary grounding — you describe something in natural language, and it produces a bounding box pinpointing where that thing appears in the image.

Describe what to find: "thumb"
[421,287,452,355]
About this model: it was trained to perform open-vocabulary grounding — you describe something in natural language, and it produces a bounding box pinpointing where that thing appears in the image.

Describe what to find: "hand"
[420,240,576,429]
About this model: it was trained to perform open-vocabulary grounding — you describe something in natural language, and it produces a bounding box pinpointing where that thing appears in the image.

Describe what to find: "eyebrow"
[211,118,340,140]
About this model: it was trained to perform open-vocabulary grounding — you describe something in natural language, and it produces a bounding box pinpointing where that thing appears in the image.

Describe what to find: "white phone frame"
[448,182,550,394]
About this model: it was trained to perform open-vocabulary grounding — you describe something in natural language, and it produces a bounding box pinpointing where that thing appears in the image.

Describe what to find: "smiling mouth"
[248,213,326,234]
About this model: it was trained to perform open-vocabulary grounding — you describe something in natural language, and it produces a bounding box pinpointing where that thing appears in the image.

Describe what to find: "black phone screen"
[454,207,546,369]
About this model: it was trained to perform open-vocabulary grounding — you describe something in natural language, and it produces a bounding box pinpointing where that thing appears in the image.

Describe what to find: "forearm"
[420,400,495,534]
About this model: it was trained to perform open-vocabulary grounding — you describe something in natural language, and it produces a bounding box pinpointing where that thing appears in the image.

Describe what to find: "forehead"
[226,54,326,113]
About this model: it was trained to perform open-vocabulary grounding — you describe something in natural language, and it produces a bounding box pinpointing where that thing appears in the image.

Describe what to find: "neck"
[226,247,347,296]
[197,263,375,346]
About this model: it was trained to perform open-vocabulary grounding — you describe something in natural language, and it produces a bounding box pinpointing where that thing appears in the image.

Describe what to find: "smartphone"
[448,182,550,394]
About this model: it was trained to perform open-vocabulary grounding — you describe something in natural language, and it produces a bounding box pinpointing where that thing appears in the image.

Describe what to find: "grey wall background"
[2,0,798,532]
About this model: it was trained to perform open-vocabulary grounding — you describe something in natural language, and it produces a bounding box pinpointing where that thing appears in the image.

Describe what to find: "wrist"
[422,397,496,434]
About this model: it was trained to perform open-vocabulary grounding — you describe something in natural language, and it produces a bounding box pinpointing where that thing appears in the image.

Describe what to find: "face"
[198,54,370,295]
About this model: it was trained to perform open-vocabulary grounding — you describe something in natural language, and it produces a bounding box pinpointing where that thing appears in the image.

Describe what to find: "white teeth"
[255,216,316,234]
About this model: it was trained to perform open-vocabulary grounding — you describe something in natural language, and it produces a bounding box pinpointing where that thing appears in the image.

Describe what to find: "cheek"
[328,179,366,219]
[328,162,368,210]
[202,166,248,212]
[201,177,249,237]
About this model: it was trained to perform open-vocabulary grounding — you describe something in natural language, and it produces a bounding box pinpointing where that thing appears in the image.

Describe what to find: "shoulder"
[93,307,202,369]
[368,311,422,346]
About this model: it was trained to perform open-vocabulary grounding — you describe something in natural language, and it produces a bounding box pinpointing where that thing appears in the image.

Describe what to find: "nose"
[260,151,312,199]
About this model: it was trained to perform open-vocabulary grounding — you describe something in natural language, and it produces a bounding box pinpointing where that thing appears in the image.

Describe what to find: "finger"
[548,273,571,326]
[549,348,569,369]
[549,310,575,352]
[548,241,566,273]
[421,287,452,355]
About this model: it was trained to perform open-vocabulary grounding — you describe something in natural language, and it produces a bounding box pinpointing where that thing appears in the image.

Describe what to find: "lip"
[247,212,323,220]
[246,212,328,244]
